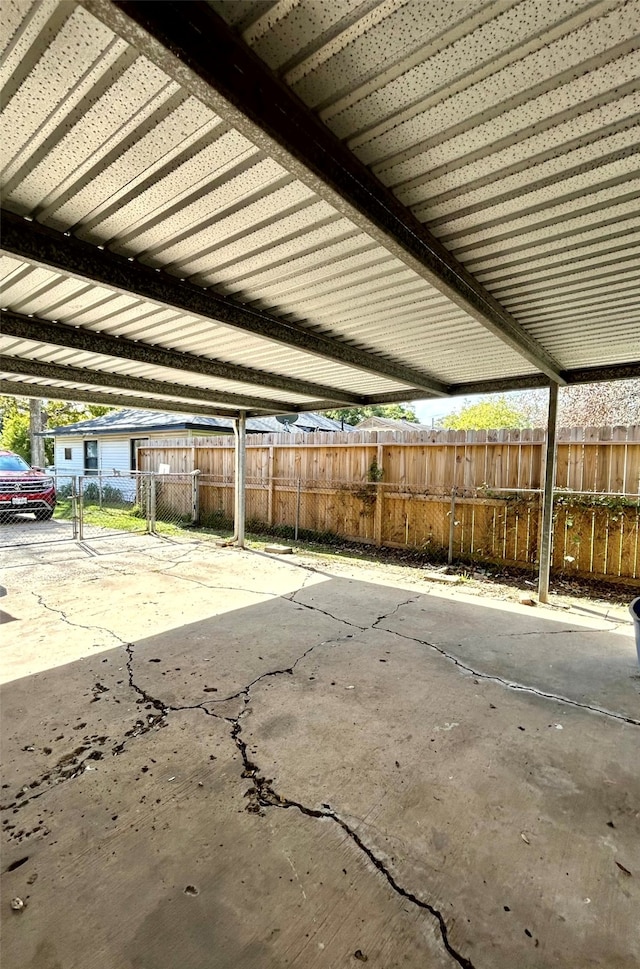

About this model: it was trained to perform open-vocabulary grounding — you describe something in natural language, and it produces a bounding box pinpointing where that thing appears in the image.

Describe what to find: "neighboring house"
[47,408,353,479]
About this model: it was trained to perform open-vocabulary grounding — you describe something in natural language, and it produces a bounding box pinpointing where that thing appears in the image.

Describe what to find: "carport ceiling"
[1,0,638,417]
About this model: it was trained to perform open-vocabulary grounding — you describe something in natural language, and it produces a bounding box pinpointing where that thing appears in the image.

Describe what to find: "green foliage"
[0,401,30,460]
[0,395,115,465]
[325,402,418,426]
[82,482,130,505]
[441,396,528,430]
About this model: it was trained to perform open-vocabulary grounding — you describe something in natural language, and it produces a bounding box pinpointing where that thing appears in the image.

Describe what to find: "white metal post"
[191,470,200,524]
[148,474,157,535]
[234,412,247,548]
[71,475,78,541]
[538,383,559,603]
[78,479,84,542]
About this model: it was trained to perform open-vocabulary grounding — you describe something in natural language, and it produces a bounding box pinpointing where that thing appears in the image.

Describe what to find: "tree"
[325,402,418,426]
[30,398,46,467]
[0,396,115,464]
[0,398,31,461]
[440,396,528,430]
[517,379,640,428]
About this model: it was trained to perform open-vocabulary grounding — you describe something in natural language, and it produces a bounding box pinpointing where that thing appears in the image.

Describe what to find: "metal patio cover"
[1,0,639,418]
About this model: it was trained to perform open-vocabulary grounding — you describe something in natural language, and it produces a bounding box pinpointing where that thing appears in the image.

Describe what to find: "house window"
[84,440,98,474]
[130,438,148,471]
[64,447,72,460]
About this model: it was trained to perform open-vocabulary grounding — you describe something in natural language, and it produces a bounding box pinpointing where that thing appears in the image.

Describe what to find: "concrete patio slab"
[1,538,638,969]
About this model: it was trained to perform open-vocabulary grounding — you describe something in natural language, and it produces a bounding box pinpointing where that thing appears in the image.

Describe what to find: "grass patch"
[54,499,183,537]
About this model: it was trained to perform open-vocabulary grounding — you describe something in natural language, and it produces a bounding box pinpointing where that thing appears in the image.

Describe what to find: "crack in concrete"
[276,585,639,727]
[112,644,215,755]
[285,590,368,630]
[33,593,126,644]
[2,609,474,966]
[0,644,206,811]
[0,746,108,812]
[13,618,473,965]
[376,625,640,727]
[371,595,423,627]
[490,627,620,638]
[228,713,475,969]
[12,554,634,965]
[208,632,357,706]
[152,571,284,599]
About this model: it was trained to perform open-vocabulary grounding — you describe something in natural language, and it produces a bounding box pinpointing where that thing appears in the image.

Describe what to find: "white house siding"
[54,434,135,496]
[100,437,132,475]
[53,436,85,488]
[94,436,135,497]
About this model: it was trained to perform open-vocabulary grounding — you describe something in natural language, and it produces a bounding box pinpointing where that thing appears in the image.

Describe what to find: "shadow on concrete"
[2,576,639,969]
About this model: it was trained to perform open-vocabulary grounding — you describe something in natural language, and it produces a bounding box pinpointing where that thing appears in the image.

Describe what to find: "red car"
[0,450,56,522]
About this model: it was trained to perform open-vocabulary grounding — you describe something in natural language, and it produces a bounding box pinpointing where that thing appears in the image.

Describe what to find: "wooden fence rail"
[139,427,640,583]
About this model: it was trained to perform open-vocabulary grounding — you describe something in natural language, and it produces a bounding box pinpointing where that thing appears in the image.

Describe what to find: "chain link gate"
[76,473,151,541]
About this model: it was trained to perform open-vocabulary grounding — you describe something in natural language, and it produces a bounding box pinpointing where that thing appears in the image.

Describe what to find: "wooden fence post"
[267,445,275,525]
[374,442,384,545]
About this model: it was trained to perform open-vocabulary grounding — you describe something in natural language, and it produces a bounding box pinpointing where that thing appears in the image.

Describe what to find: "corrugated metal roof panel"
[210,0,639,375]
[2,0,638,414]
[0,258,414,397]
[0,0,547,402]
[0,334,317,405]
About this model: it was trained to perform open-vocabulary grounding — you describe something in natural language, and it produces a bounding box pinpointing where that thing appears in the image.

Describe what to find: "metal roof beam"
[449,362,640,396]
[0,379,242,419]
[1,212,449,397]
[0,354,284,412]
[97,0,565,384]
[335,363,640,408]
[0,306,360,406]
[563,362,640,385]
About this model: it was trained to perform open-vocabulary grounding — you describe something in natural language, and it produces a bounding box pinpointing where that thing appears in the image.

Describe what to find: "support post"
[234,412,247,548]
[538,383,559,603]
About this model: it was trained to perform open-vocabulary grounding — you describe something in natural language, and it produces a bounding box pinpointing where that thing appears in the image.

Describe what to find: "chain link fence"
[2,468,637,581]
[144,475,639,581]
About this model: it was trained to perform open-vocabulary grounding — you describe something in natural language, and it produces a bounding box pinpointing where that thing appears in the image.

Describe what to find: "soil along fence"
[138,426,640,583]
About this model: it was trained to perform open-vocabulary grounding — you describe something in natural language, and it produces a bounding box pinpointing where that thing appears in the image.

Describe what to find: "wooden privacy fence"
[138,427,640,583]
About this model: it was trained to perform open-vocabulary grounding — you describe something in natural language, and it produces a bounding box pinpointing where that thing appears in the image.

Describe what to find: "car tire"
[35,509,54,521]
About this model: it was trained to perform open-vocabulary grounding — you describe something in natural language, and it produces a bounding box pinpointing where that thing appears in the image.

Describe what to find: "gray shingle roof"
[48,408,353,436]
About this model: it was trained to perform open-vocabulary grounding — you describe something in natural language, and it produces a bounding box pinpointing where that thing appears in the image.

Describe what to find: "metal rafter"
[0,379,242,418]
[1,212,449,397]
[89,0,566,384]
[0,354,284,412]
[0,308,360,406]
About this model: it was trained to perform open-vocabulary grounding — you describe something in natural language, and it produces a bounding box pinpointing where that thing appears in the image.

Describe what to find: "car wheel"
[35,509,54,521]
